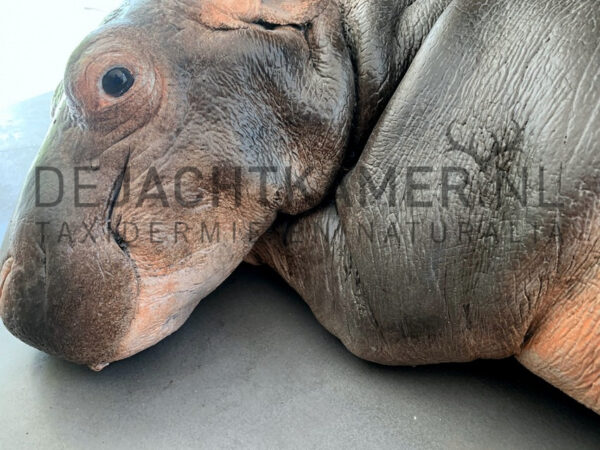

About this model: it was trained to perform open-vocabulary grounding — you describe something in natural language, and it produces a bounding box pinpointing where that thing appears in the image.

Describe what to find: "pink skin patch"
[0,257,14,314]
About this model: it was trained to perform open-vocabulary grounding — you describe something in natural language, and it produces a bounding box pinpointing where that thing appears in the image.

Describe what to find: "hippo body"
[1,0,600,414]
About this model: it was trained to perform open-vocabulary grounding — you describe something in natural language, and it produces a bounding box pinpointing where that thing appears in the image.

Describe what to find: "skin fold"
[1,0,599,413]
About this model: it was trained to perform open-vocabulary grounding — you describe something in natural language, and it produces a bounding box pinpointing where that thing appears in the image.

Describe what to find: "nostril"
[0,257,14,313]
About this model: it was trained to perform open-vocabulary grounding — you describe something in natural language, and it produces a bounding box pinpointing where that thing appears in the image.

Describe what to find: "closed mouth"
[106,150,131,255]
[0,257,14,312]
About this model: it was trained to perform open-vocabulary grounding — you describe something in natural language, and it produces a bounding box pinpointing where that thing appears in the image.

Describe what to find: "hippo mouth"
[106,150,133,255]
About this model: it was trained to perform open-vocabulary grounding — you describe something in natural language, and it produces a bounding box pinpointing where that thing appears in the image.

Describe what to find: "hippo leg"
[518,267,600,413]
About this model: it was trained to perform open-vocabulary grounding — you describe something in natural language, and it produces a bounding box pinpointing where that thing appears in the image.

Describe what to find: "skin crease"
[1,0,599,414]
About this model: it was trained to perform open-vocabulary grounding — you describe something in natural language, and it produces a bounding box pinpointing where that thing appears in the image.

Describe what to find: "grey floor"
[1,94,599,449]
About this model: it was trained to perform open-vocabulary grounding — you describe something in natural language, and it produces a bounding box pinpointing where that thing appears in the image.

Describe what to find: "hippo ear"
[197,0,325,29]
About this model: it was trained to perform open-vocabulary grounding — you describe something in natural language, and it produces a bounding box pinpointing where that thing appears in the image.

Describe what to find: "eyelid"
[251,19,306,33]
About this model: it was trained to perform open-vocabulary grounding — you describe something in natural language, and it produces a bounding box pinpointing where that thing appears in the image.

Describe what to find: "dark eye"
[102,67,135,97]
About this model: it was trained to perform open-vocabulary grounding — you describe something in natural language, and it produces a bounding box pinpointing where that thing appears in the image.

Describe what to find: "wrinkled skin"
[1,0,600,413]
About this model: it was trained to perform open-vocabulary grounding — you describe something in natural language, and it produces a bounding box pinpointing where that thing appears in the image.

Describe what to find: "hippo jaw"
[0,0,355,368]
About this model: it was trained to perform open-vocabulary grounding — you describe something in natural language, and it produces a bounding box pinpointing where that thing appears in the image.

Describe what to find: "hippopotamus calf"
[2,0,600,413]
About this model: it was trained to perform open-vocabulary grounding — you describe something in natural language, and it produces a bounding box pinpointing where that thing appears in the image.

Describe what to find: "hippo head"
[0,0,354,369]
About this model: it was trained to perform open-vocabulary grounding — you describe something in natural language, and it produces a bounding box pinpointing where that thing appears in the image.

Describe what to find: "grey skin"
[1,0,600,413]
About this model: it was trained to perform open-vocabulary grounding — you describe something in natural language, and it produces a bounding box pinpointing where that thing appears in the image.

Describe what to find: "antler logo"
[445,118,526,173]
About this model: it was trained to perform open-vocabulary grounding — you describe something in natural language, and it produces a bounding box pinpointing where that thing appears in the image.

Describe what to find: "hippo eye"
[102,67,135,97]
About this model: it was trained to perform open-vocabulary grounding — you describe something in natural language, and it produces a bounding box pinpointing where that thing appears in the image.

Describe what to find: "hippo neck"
[336,0,453,155]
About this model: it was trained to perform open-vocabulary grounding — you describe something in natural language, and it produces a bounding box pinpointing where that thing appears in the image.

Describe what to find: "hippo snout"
[0,257,13,314]
[0,217,139,368]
